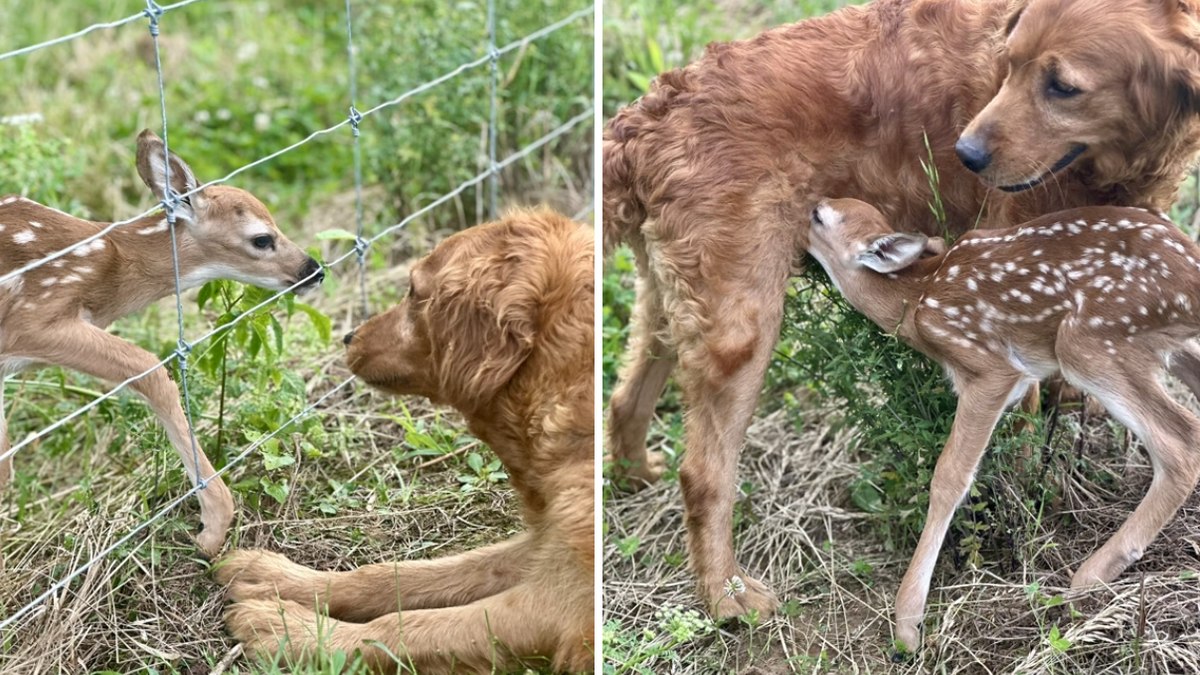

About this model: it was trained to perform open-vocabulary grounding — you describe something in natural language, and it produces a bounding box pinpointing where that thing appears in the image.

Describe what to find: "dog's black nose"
[300,257,325,285]
[343,331,355,346]
[955,136,992,174]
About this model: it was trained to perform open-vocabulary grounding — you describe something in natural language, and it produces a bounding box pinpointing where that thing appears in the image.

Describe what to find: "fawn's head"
[135,130,323,294]
[808,198,945,282]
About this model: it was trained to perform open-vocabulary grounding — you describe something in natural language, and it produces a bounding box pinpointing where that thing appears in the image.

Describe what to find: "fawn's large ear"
[857,232,929,273]
[136,129,199,221]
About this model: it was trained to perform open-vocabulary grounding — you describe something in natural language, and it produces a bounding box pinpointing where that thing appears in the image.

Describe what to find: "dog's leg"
[607,245,675,489]
[226,576,592,674]
[218,533,534,622]
[19,321,233,556]
[654,220,793,622]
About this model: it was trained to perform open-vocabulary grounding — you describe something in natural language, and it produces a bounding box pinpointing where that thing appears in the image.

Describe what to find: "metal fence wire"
[0,0,593,633]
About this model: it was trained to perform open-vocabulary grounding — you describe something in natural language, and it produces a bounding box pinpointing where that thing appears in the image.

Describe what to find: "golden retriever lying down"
[216,208,595,673]
[604,0,1200,624]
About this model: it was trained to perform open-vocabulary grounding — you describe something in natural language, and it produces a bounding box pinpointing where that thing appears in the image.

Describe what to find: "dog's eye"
[251,234,275,251]
[1046,75,1081,99]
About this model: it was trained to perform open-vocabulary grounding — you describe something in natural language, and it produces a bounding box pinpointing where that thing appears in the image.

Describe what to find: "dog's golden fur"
[216,208,595,673]
[604,0,1200,621]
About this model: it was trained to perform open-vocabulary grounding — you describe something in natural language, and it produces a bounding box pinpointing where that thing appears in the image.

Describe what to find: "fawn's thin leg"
[1060,340,1200,588]
[607,246,675,488]
[19,320,233,556]
[1167,341,1200,401]
[894,371,1026,651]
[218,533,534,622]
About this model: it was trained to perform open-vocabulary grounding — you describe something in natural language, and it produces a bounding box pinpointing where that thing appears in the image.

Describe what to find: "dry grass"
[603,396,1200,674]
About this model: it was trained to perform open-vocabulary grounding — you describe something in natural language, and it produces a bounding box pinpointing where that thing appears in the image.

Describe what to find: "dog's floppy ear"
[857,232,929,273]
[433,224,542,405]
[1004,0,1028,36]
[1146,0,1200,112]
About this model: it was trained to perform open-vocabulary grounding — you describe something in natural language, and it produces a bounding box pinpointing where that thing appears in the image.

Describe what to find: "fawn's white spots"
[72,238,106,257]
[28,221,42,229]
[12,230,35,245]
[40,277,57,287]
[138,218,170,236]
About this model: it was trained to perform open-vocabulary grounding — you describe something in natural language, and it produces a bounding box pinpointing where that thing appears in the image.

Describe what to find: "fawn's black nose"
[343,331,355,346]
[299,257,325,286]
[955,136,992,174]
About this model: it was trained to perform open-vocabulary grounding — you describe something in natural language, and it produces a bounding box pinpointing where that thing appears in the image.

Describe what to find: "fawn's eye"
[251,234,275,251]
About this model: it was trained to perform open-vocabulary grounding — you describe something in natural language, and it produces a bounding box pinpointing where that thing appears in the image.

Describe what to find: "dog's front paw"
[215,549,328,607]
[225,598,326,663]
[707,574,778,623]
[605,451,666,492]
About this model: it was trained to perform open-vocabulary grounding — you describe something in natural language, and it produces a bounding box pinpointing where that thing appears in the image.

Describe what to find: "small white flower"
[724,576,746,597]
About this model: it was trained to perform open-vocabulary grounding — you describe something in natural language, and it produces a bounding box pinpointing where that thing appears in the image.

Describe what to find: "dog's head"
[344,208,592,414]
[956,0,1200,192]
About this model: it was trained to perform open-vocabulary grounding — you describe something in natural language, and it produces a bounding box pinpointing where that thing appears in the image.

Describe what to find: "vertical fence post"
[345,0,369,316]
[487,0,500,220]
[145,0,205,489]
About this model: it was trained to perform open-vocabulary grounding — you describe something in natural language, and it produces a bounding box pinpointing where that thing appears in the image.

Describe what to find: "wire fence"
[0,0,593,634]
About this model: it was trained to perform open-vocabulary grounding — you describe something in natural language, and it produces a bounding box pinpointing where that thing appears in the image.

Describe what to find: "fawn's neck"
[835,256,944,342]
[86,213,210,325]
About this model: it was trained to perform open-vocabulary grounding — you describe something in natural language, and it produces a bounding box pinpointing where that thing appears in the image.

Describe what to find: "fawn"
[806,197,1200,652]
[0,130,323,556]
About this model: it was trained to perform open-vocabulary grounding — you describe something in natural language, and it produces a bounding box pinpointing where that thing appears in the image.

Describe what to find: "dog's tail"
[603,70,691,255]
[602,113,646,255]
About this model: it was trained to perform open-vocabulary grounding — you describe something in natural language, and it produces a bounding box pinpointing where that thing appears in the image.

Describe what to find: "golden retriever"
[604,0,1200,623]
[216,208,595,673]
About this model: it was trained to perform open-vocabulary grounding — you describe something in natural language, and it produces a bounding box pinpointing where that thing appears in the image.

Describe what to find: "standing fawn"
[806,198,1200,652]
[0,130,323,556]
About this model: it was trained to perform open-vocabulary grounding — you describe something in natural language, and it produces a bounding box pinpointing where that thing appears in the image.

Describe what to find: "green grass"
[0,1,590,672]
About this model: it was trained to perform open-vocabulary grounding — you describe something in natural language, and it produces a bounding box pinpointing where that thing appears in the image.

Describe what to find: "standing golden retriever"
[216,208,594,673]
[604,0,1200,622]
